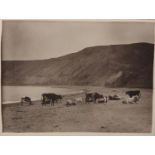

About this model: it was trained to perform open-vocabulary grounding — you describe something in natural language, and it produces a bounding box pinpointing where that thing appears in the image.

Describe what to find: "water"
[2,86,82,104]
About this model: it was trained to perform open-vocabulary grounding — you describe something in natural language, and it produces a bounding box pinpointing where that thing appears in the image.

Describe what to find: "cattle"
[85,92,106,103]
[126,90,141,98]
[41,93,62,106]
[21,96,32,105]
[96,96,108,104]
[122,95,140,104]
[55,95,63,103]
[75,97,83,104]
[94,92,103,102]
[108,95,121,100]
[65,99,76,106]
[85,93,94,103]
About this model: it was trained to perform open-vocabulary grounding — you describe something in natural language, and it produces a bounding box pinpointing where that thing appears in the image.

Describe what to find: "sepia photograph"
[0,20,154,134]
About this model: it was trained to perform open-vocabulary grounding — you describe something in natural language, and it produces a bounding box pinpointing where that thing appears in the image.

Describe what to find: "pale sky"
[2,21,154,60]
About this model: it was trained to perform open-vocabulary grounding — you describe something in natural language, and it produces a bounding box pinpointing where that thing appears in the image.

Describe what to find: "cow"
[85,92,104,103]
[65,99,76,106]
[85,93,94,103]
[21,96,32,105]
[122,95,140,104]
[41,93,62,106]
[108,94,121,100]
[75,97,83,104]
[94,92,103,103]
[126,90,141,98]
[55,95,63,103]
[96,96,108,104]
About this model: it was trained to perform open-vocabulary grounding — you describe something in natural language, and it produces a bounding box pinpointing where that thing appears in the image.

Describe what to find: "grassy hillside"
[2,42,154,88]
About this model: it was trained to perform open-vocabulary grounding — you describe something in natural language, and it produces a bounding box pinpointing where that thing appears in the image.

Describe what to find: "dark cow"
[93,92,103,103]
[126,90,141,98]
[55,95,63,103]
[41,93,62,106]
[21,96,32,105]
[85,92,104,103]
[85,93,94,103]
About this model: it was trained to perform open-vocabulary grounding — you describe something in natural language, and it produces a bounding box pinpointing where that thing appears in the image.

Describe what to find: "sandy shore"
[2,88,153,133]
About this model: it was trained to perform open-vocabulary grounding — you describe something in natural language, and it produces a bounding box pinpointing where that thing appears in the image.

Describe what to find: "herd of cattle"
[20,90,141,106]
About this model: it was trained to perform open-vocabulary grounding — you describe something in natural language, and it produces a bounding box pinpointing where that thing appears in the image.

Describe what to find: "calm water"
[2,86,82,104]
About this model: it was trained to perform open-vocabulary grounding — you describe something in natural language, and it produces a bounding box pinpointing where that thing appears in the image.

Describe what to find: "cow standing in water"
[21,96,32,105]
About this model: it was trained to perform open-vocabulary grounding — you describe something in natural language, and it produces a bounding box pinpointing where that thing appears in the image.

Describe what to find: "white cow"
[75,97,84,104]
[66,99,76,106]
[96,96,108,103]
[122,95,140,104]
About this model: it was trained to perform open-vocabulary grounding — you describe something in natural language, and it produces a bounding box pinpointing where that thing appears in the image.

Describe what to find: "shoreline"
[2,86,153,105]
[2,91,85,105]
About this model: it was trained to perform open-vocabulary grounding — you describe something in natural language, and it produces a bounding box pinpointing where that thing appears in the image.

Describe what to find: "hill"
[2,42,154,88]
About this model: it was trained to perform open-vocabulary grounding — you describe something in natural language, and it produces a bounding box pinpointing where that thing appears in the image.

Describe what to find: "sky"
[2,20,154,60]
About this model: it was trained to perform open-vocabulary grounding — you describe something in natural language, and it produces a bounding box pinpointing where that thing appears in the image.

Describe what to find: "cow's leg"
[42,100,45,106]
[138,94,141,100]
[50,100,53,106]
[106,97,108,103]
[92,98,95,104]
[41,97,44,106]
[105,97,107,103]
[51,100,54,106]
[94,98,97,104]
[43,101,46,106]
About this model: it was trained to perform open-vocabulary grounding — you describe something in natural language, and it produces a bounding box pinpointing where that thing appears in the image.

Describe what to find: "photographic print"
[0,20,154,134]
